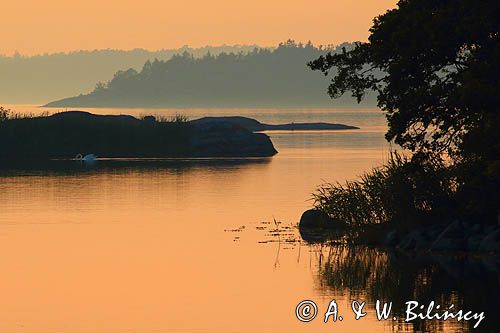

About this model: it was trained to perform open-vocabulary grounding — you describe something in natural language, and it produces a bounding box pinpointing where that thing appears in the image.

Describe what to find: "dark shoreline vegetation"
[0,108,278,160]
[301,152,500,254]
[299,0,500,255]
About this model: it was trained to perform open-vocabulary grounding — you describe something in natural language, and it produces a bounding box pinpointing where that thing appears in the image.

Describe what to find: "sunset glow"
[1,0,397,55]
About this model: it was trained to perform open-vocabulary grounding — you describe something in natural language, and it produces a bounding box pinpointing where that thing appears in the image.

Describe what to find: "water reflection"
[0,107,413,333]
[315,245,499,332]
[0,157,272,176]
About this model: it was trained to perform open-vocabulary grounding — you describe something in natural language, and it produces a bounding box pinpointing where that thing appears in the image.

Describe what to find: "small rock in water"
[297,209,348,243]
[298,209,333,229]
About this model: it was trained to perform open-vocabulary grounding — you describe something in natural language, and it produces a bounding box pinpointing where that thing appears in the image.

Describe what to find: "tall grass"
[313,152,455,229]
[0,106,8,122]
[0,106,49,121]
[139,113,189,123]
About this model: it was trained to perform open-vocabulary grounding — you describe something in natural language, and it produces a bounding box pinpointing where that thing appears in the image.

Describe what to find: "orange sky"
[1,0,397,56]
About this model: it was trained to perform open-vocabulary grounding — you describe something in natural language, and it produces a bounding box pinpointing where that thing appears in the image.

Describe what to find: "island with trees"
[44,41,377,108]
[0,45,259,104]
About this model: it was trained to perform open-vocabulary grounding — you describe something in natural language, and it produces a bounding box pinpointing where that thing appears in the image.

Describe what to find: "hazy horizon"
[0,45,264,104]
[0,41,373,105]
[1,44,263,58]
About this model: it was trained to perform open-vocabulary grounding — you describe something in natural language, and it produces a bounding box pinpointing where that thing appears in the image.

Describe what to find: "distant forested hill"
[0,45,258,104]
[45,41,377,108]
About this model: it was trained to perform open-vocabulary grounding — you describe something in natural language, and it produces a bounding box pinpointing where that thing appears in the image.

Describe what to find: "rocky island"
[191,116,359,131]
[0,111,359,161]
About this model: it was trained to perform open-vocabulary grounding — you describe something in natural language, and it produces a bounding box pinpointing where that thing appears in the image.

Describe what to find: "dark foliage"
[313,153,456,228]
[309,0,499,160]
[310,0,500,224]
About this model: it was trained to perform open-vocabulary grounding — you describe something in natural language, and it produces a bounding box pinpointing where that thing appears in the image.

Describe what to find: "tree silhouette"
[309,0,499,162]
[309,0,500,222]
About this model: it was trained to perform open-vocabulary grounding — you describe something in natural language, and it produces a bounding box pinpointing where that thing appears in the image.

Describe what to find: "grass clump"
[0,106,50,122]
[139,113,189,123]
[0,106,9,122]
[313,152,456,230]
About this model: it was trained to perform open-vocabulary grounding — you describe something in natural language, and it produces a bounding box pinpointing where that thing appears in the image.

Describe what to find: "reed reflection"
[314,245,499,332]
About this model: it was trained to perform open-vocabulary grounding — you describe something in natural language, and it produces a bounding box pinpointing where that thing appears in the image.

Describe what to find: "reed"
[139,113,189,123]
[0,106,50,121]
[313,152,455,228]
[0,106,8,122]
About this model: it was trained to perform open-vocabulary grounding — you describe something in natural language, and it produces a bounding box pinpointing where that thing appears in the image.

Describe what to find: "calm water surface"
[0,107,497,332]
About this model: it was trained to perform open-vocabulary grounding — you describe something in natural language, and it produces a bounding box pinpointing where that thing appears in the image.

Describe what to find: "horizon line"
[0,39,361,58]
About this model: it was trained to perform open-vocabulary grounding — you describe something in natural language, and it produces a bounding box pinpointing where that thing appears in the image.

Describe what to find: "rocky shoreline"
[190,117,277,157]
[384,219,500,254]
[191,116,359,131]
[298,209,500,254]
